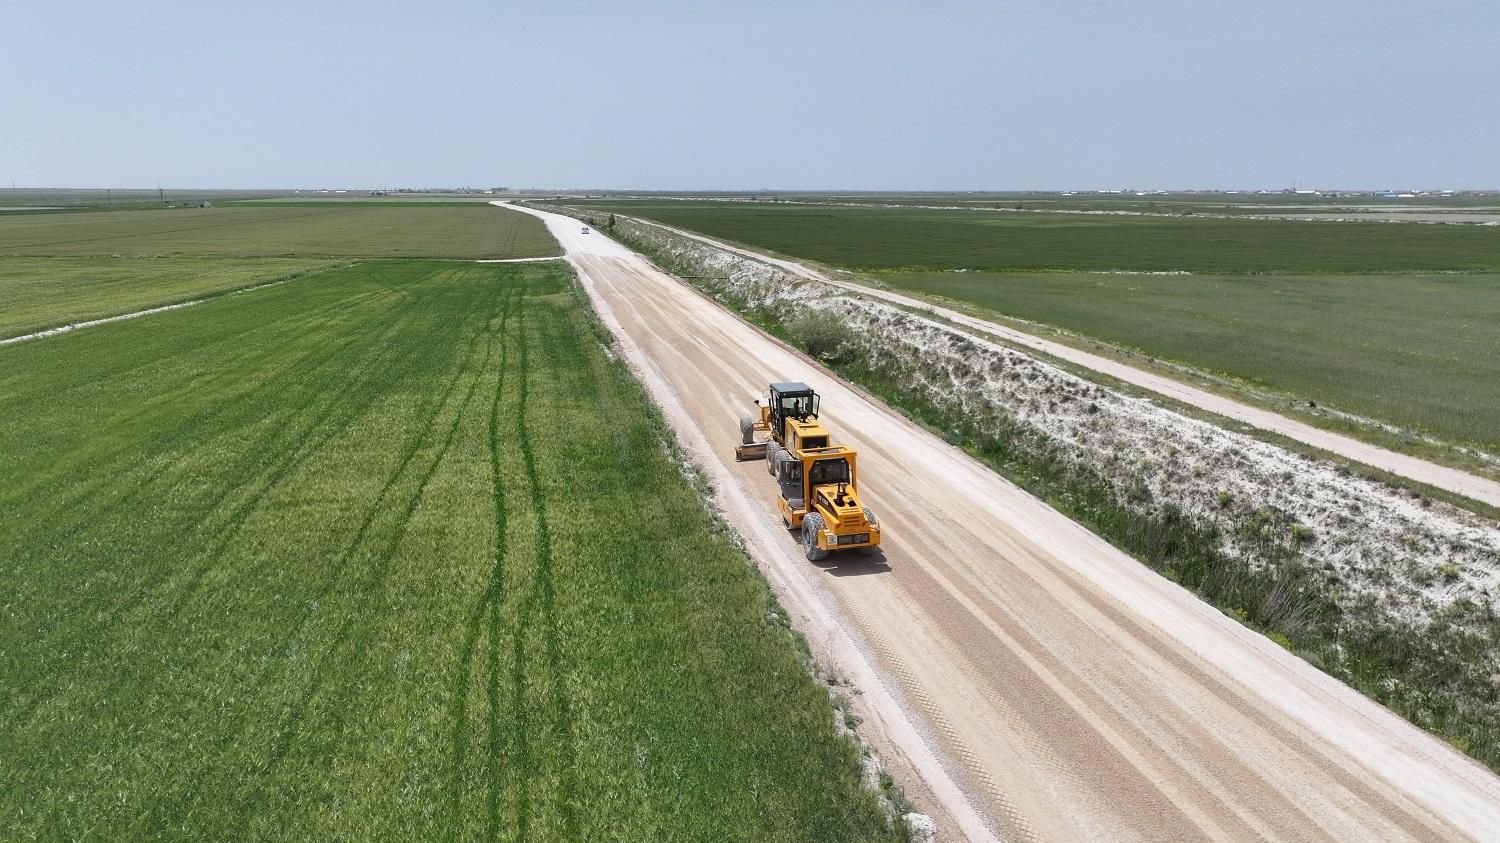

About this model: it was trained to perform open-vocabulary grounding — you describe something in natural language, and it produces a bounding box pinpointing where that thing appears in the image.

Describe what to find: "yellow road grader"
[734,382,880,561]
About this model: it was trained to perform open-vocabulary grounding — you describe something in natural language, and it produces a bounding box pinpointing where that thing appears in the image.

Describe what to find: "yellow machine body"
[774,446,880,551]
[734,382,880,559]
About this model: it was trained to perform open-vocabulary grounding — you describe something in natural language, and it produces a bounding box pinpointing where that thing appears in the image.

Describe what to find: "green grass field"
[891,269,1500,449]
[560,200,1500,273]
[0,260,896,840]
[0,257,337,339]
[0,204,559,259]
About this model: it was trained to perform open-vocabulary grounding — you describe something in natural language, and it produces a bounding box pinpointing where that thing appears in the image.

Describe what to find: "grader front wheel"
[802,513,829,562]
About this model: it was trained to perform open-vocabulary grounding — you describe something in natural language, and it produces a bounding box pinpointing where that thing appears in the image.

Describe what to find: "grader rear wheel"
[766,443,785,476]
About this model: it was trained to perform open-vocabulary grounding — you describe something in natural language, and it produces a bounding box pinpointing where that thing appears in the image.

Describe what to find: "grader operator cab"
[734,382,880,561]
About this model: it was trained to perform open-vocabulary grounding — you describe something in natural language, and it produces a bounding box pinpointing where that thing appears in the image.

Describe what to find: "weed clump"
[787,308,854,362]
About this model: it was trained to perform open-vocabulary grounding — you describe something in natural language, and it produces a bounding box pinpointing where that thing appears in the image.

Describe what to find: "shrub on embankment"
[549,204,1500,771]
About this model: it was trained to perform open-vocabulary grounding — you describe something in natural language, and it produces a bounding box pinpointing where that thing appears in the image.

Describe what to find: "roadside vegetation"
[1,255,901,836]
[0,256,337,339]
[561,206,1500,774]
[0,204,558,259]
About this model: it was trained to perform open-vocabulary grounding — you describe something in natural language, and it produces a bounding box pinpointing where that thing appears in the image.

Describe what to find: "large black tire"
[775,454,796,483]
[802,513,830,562]
[859,508,880,555]
[766,443,784,476]
[739,415,755,446]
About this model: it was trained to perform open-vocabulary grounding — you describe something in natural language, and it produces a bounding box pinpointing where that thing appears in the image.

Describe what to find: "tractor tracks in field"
[127,279,488,828]
[483,284,522,840]
[0,275,404,671]
[130,273,486,826]
[0,285,429,726]
[445,275,521,838]
[1,280,396,544]
[508,279,580,841]
[157,298,440,625]
[73,266,489,829]
[443,273,580,841]
[244,283,495,702]
[168,289,433,589]
[251,270,507,779]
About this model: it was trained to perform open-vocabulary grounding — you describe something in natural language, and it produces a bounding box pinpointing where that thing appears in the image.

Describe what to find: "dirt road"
[0,275,313,347]
[634,218,1500,511]
[504,203,1500,842]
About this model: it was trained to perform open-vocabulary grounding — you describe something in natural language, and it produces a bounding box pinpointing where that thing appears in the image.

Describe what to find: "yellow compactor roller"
[734,382,880,561]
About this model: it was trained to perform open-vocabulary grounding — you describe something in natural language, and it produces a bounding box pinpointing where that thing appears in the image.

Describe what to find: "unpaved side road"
[633,218,1500,511]
[0,272,322,347]
[504,202,1500,842]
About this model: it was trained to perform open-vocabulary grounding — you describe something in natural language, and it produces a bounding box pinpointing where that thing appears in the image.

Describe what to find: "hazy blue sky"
[5,1,1496,190]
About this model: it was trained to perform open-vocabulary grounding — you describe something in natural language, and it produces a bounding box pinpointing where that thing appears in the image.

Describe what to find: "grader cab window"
[779,392,820,419]
[808,457,850,487]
